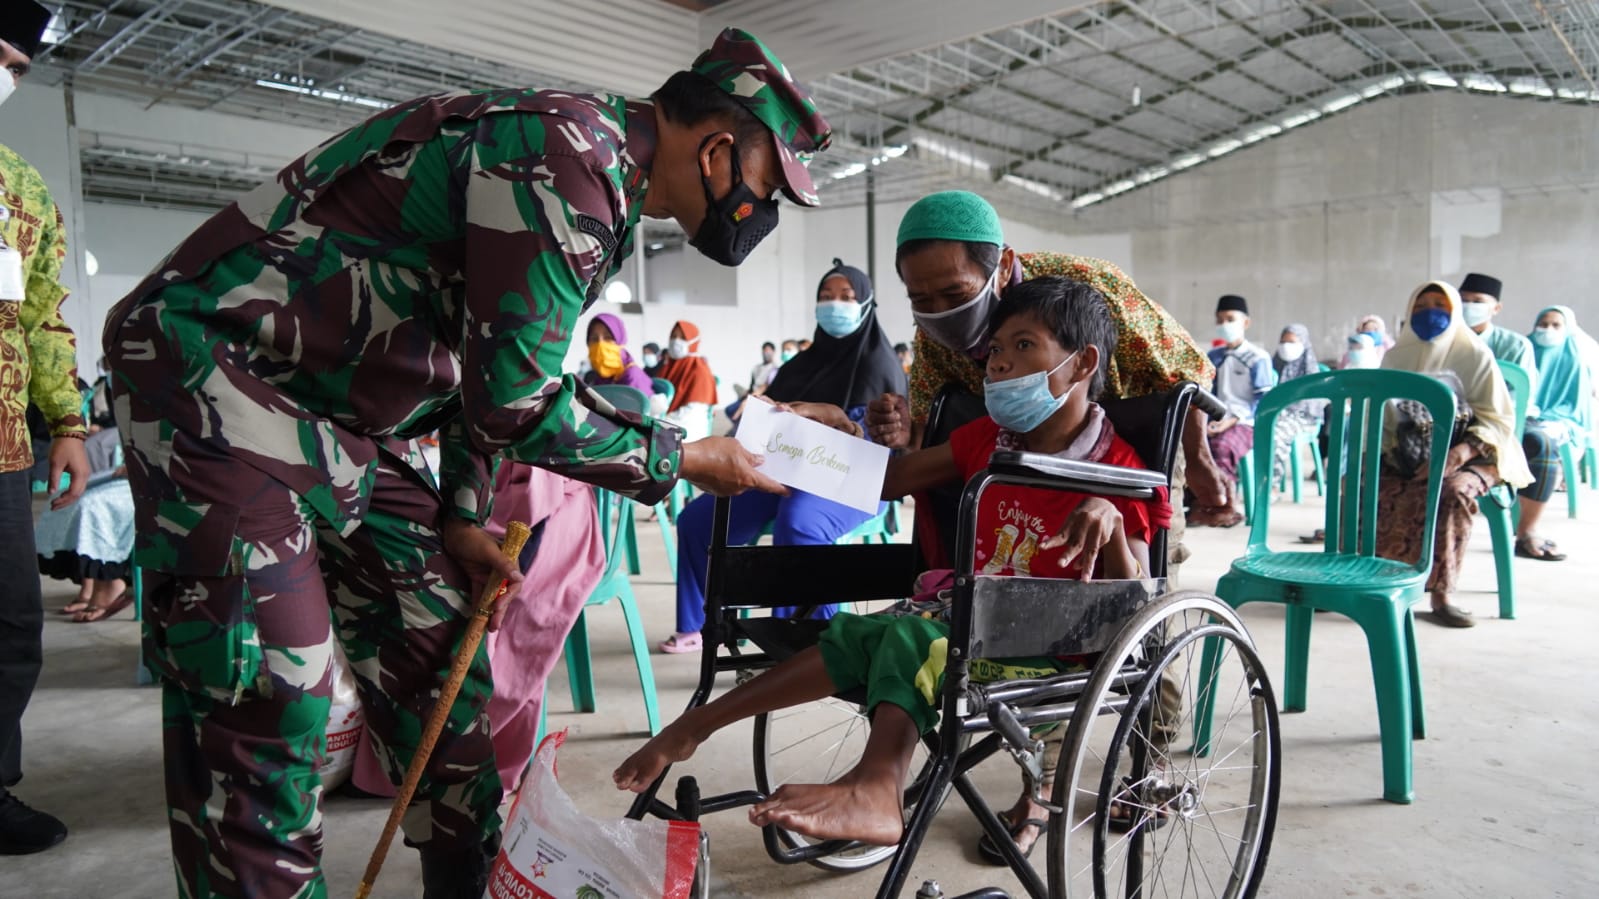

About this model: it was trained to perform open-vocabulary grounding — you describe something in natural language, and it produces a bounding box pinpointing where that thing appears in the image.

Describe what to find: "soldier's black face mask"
[688,135,778,267]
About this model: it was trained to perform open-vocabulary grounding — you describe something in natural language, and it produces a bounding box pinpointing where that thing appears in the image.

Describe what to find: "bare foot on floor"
[748,776,905,846]
[613,717,706,793]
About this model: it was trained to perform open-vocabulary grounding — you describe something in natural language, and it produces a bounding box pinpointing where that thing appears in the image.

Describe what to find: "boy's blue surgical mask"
[984,351,1080,434]
[780,348,797,362]
[815,300,866,338]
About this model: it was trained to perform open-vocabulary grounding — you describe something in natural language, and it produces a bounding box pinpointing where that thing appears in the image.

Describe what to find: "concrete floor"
[10,491,1599,898]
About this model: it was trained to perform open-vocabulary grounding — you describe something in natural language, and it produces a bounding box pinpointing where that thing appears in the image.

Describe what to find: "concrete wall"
[1063,92,1599,361]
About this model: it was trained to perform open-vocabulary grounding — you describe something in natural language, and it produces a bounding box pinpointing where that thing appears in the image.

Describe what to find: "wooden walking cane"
[355,520,532,899]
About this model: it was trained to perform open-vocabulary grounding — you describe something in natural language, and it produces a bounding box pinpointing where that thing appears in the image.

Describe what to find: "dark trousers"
[0,469,43,789]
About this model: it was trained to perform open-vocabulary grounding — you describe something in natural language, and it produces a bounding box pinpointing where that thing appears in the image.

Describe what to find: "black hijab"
[766,260,907,409]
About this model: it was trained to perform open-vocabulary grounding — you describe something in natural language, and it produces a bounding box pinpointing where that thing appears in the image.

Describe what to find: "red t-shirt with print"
[947,415,1173,578]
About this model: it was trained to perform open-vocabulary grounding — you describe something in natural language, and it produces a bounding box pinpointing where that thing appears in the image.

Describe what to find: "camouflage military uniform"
[102,29,830,899]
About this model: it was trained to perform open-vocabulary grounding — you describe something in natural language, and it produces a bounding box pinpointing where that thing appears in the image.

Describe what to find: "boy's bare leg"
[747,702,920,847]
[614,646,838,792]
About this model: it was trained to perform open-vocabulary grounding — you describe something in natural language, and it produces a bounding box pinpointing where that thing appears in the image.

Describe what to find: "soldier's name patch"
[574,214,618,255]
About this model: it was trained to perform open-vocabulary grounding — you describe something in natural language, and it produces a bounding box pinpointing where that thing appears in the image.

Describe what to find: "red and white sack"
[485,730,701,899]
[318,642,364,790]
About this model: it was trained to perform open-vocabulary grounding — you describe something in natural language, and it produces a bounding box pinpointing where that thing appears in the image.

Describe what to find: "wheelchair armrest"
[987,451,1168,499]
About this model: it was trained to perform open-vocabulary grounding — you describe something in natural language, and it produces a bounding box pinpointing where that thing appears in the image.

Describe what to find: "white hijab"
[1382,281,1531,489]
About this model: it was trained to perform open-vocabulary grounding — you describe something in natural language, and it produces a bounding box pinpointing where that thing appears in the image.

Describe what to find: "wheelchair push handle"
[1191,386,1228,420]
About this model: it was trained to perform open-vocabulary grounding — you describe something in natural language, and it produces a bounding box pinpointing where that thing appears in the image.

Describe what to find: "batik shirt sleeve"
[444,124,678,520]
[0,145,84,474]
[23,200,85,437]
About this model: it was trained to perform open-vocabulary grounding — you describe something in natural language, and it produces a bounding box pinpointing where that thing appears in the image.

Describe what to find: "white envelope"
[734,402,890,514]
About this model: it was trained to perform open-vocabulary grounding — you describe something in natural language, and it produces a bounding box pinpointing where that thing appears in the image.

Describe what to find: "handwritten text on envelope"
[733,403,890,514]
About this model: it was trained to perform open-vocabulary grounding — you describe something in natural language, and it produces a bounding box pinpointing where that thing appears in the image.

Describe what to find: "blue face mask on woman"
[984,351,1079,434]
[815,300,866,338]
[1409,308,1452,342]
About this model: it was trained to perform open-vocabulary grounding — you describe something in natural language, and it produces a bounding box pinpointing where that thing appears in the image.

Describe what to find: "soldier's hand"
[679,437,788,498]
[441,518,524,632]
[866,393,911,449]
[48,437,91,510]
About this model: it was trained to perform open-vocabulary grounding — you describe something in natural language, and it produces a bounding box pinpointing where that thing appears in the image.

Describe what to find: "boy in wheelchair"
[614,277,1172,849]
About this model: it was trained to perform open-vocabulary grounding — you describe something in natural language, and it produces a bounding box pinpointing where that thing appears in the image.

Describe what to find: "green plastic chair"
[1278,428,1327,502]
[538,486,662,746]
[1237,448,1256,525]
[1196,369,1457,804]
[590,384,679,571]
[1480,360,1530,620]
[1557,440,1584,519]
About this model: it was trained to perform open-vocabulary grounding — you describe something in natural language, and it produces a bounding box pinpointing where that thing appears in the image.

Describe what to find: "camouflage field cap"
[691,27,832,207]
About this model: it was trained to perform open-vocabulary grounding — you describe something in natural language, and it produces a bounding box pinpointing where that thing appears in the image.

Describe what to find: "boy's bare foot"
[613,716,707,792]
[748,774,905,847]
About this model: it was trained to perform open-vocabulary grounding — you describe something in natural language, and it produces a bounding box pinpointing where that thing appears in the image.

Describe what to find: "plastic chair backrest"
[1496,360,1531,441]
[589,383,650,418]
[591,488,632,583]
[1246,369,1456,568]
[652,378,675,399]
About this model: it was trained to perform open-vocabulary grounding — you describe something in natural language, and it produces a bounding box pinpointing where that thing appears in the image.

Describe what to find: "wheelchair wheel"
[753,698,941,871]
[1046,590,1280,898]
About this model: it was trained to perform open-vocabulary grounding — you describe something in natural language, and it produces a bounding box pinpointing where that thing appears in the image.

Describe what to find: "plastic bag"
[485,730,701,899]
[318,642,364,790]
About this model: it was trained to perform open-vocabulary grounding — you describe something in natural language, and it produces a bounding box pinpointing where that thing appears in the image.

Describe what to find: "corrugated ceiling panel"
[257,0,699,95]
[701,0,1103,77]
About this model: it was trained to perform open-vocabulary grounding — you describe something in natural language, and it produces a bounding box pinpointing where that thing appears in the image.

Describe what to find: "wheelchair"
[625,382,1281,898]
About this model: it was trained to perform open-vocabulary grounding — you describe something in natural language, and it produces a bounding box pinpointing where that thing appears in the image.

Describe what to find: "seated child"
[612,277,1172,847]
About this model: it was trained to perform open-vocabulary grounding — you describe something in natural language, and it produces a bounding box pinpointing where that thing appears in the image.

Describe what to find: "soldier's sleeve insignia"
[574,213,618,255]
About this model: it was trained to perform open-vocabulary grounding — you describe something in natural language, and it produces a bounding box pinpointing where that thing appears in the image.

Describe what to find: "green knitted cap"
[896,190,1004,247]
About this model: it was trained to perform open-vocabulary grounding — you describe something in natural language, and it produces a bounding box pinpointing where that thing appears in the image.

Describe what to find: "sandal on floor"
[1297,528,1326,545]
[976,811,1048,866]
[659,632,702,654]
[1514,536,1567,562]
[59,600,91,616]
[1426,604,1476,629]
[72,591,134,623]
[1107,776,1174,834]
[1188,507,1244,528]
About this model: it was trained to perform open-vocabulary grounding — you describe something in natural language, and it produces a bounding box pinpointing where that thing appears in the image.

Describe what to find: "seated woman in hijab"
[582,313,656,395]
[1269,324,1328,485]
[1515,305,1597,561]
[1376,282,1531,628]
[1357,314,1395,363]
[1340,331,1381,370]
[660,261,906,653]
[37,428,136,622]
[657,320,718,442]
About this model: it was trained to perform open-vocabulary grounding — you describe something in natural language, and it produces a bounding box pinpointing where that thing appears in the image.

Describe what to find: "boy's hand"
[1206,416,1238,436]
[774,401,861,437]
[1041,498,1123,580]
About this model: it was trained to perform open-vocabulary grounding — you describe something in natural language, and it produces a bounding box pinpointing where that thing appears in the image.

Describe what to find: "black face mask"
[688,136,779,267]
